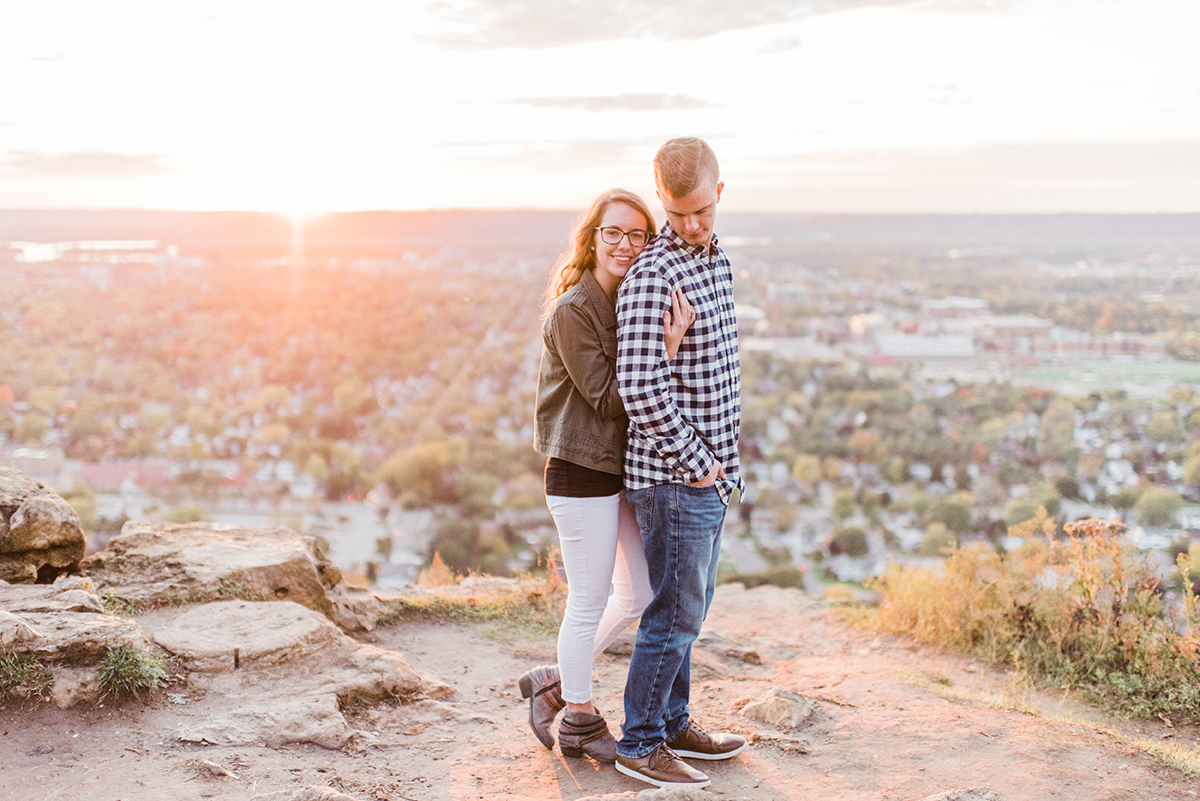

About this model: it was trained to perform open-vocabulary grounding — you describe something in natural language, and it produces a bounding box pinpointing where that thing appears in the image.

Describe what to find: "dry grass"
[377,549,567,639]
[0,649,54,702]
[869,513,1200,721]
[97,645,168,700]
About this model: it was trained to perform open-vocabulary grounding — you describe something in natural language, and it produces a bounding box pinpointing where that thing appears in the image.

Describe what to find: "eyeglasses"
[596,227,651,248]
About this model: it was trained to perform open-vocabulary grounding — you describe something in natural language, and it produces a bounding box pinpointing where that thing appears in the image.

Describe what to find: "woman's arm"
[662,288,696,361]
[550,302,626,419]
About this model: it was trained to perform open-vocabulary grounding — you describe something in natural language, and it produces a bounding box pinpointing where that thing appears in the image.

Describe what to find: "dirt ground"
[2,583,1198,801]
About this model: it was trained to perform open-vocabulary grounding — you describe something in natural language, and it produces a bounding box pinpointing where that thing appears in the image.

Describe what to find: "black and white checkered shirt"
[615,222,743,504]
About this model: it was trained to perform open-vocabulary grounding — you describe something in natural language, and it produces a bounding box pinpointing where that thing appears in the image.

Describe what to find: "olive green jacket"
[534,269,627,475]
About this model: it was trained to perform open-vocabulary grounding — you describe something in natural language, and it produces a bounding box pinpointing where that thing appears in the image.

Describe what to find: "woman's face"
[592,202,651,295]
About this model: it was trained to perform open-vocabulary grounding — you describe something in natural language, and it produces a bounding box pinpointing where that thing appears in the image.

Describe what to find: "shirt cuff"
[679,444,715,484]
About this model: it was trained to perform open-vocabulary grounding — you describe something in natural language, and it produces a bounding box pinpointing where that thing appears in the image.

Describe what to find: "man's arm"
[616,266,715,483]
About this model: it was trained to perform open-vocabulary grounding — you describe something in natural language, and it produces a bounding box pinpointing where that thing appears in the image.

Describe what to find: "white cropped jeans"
[546,492,653,705]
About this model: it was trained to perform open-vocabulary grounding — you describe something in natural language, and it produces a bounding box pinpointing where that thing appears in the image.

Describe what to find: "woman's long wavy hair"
[543,188,656,309]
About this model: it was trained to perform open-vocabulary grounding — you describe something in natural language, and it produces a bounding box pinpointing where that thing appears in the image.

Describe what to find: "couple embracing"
[519,137,745,789]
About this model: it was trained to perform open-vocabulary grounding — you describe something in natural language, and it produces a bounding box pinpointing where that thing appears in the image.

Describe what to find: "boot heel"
[559,745,583,758]
[518,674,534,699]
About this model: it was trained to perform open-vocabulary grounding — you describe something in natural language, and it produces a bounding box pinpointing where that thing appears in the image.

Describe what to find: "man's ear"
[715,181,725,203]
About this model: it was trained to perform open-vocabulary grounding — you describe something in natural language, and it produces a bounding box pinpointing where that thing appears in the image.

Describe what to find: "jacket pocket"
[600,332,618,361]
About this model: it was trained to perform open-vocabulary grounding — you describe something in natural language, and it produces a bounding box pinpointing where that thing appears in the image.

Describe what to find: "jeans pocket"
[625,485,654,513]
[625,486,654,532]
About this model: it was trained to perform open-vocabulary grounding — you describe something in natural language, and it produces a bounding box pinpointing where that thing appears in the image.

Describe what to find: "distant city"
[4,209,1200,597]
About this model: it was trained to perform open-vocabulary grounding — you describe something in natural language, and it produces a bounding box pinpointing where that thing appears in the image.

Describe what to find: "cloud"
[436,137,656,172]
[423,0,916,49]
[3,151,171,177]
[509,93,712,112]
[732,141,1200,213]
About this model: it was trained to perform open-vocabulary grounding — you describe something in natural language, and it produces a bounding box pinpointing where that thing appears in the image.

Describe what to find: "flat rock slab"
[152,599,425,748]
[153,600,337,672]
[0,577,157,707]
[0,578,150,663]
[0,581,105,615]
[83,522,342,618]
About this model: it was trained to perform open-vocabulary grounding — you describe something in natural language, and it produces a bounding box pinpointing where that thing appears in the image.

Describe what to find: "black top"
[544,456,623,498]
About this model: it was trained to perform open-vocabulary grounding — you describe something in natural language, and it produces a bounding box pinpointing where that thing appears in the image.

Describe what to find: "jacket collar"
[580,268,618,328]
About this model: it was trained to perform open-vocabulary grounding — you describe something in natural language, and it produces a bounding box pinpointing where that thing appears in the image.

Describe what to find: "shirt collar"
[659,221,719,257]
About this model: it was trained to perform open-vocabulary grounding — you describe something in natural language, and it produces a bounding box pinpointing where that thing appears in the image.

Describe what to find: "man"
[613,137,747,789]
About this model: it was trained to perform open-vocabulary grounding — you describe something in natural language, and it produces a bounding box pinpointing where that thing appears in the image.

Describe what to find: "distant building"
[1036,329,1166,359]
[76,460,174,492]
[923,296,989,318]
[11,240,159,264]
[876,334,975,358]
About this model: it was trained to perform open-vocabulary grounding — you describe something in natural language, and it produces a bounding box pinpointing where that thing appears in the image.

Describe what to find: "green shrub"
[1134,487,1183,528]
[1005,485,1061,528]
[1053,476,1081,500]
[920,522,956,556]
[763,564,806,589]
[1109,484,1145,512]
[929,491,973,534]
[165,505,208,524]
[757,544,793,566]
[0,650,54,701]
[97,645,167,700]
[1004,497,1040,528]
[870,515,1200,721]
[907,491,932,517]
[723,564,806,591]
[830,527,869,558]
[831,490,856,522]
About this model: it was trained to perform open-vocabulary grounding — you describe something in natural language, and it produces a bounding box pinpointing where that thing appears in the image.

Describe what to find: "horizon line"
[3,206,1200,218]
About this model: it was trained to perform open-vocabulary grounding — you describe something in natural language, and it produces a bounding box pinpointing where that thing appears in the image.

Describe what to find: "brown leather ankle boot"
[517,665,563,749]
[557,710,617,763]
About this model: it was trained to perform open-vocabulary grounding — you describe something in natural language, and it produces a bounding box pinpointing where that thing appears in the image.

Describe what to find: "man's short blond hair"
[654,137,720,199]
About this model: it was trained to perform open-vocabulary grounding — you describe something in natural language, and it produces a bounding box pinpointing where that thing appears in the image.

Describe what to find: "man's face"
[659,178,723,248]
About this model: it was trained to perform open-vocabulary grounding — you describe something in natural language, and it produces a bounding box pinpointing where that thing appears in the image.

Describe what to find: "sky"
[2,0,1198,214]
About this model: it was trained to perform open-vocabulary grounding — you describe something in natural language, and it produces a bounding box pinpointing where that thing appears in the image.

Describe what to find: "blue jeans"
[617,483,727,759]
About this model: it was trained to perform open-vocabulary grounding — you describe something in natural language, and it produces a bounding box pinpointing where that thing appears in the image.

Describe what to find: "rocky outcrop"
[0,576,158,707]
[0,467,86,583]
[152,600,424,748]
[0,468,428,746]
[83,522,343,618]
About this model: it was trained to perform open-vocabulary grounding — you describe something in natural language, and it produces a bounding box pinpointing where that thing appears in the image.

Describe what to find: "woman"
[518,188,694,762]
